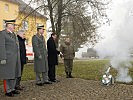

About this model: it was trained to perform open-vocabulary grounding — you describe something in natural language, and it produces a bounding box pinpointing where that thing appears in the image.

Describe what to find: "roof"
[6,0,47,19]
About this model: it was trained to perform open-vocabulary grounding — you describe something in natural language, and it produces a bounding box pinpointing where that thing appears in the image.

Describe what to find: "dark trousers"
[15,63,24,87]
[3,79,16,93]
[64,59,73,73]
[48,64,56,81]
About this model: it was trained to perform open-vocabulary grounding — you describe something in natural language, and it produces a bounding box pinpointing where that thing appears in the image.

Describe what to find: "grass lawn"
[57,59,112,80]
[1,59,133,85]
[22,59,114,81]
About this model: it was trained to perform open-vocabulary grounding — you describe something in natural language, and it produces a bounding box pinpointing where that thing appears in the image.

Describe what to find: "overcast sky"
[23,0,124,58]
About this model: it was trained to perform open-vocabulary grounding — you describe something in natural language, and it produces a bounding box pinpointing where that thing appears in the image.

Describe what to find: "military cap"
[4,19,16,24]
[37,25,45,30]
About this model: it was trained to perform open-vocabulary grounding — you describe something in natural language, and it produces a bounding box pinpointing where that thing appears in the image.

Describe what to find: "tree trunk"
[47,0,56,33]
[56,0,63,47]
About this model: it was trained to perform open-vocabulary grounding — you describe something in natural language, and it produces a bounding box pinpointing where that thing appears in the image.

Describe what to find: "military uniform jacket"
[60,42,75,59]
[32,34,48,73]
[0,30,21,79]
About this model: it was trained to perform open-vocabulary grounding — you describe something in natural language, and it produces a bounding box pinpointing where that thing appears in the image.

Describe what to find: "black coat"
[47,37,60,65]
[17,35,26,65]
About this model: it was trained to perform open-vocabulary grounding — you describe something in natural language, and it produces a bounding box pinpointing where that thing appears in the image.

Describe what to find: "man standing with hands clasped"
[0,20,21,97]
[32,25,52,86]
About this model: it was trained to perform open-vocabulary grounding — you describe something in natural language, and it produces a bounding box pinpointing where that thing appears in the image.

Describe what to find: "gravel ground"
[0,77,133,100]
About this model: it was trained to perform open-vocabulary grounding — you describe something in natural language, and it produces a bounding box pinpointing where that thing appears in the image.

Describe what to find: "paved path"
[0,77,133,100]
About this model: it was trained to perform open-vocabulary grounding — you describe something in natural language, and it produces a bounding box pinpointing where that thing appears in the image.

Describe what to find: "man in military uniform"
[60,37,75,78]
[0,20,21,97]
[32,25,52,86]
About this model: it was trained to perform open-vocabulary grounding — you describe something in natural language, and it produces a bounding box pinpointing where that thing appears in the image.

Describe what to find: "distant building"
[82,48,99,58]
[0,0,47,45]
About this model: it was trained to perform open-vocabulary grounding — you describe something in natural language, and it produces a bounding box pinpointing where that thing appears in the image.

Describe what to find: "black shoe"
[12,90,20,94]
[43,81,52,84]
[66,72,69,78]
[5,92,14,97]
[15,86,23,90]
[69,73,74,78]
[36,83,43,86]
[50,80,60,82]
[66,75,70,78]
[56,80,60,82]
[69,75,74,78]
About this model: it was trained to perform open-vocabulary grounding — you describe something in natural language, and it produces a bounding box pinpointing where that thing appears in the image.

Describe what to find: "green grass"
[21,64,35,81]
[22,59,111,81]
[1,59,133,85]
[57,59,111,80]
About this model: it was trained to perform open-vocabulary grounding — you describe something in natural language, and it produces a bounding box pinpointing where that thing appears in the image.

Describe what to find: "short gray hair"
[17,30,25,34]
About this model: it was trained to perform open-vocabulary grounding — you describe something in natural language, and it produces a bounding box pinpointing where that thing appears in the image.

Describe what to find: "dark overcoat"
[47,37,60,65]
[17,35,26,65]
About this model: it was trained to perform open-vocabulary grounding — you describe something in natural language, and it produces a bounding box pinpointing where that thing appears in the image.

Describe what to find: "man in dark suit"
[15,30,27,90]
[0,20,21,97]
[47,33,60,82]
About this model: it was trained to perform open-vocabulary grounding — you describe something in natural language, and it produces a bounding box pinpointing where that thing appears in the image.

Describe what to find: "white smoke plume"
[95,0,133,83]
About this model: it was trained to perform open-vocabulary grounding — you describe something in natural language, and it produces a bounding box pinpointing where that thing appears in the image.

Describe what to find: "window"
[5,4,9,12]
[22,21,28,30]
[3,20,6,29]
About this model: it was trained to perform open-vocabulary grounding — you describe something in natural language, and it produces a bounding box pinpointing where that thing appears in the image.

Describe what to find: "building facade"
[0,0,47,45]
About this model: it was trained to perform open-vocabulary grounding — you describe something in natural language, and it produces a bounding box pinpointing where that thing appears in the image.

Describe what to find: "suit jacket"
[47,37,60,65]
[32,34,48,72]
[0,30,21,79]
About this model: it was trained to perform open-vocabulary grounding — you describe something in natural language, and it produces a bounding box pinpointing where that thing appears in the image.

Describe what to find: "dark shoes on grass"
[66,72,74,78]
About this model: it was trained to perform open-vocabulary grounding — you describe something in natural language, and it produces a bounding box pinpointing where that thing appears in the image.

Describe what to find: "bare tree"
[19,0,110,49]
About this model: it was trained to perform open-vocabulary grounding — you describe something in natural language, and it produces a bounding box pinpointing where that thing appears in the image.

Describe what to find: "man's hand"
[0,60,6,64]
[60,53,64,60]
[60,53,63,58]
[39,55,42,59]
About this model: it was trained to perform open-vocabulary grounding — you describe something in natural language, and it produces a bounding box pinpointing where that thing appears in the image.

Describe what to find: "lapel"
[35,34,46,47]
[4,30,19,47]
[36,34,44,42]
[4,30,16,40]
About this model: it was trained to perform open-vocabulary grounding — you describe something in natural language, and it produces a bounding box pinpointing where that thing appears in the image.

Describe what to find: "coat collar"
[17,35,26,41]
[35,34,44,42]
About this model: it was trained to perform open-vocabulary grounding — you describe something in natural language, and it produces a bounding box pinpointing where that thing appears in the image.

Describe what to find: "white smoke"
[95,0,133,82]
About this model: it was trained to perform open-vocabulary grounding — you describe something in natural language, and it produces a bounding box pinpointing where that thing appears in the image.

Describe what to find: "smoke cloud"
[95,0,133,82]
